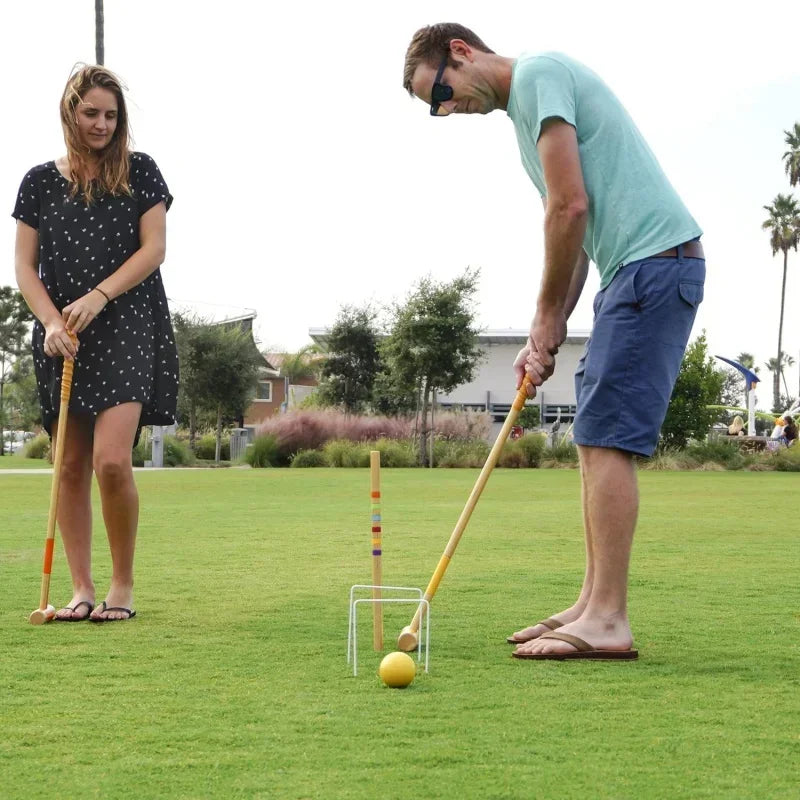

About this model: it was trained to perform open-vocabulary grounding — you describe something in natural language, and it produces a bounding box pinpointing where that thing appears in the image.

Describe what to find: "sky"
[2,0,799,405]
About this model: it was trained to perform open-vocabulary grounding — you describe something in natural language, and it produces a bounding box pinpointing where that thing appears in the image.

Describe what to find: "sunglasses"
[430,55,453,116]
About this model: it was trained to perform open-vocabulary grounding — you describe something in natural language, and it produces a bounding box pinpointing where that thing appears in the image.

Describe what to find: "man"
[403,23,705,660]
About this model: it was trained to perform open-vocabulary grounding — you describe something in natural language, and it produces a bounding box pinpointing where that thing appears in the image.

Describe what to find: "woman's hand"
[43,319,79,359]
[61,289,108,335]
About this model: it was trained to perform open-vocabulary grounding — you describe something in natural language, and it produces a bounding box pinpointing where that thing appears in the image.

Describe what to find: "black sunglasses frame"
[430,55,453,116]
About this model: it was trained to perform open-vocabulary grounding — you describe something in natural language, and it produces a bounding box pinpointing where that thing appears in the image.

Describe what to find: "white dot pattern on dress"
[11,152,179,436]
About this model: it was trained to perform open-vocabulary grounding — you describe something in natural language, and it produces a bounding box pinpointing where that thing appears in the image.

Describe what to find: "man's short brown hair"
[403,23,495,95]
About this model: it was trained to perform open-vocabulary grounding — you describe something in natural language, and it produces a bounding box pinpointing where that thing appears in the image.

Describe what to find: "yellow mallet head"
[397,625,419,652]
[29,605,56,625]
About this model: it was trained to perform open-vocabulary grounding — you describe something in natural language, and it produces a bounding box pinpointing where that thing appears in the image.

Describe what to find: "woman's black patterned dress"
[12,152,179,437]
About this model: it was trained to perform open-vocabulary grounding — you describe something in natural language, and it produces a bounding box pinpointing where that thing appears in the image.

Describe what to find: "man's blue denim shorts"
[572,251,706,457]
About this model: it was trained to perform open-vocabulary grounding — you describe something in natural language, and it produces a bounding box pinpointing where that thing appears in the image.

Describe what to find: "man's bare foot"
[90,585,134,621]
[506,604,585,644]
[55,594,95,621]
[513,613,633,656]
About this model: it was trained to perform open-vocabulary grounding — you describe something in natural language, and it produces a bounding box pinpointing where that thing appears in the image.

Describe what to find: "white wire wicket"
[347,585,430,677]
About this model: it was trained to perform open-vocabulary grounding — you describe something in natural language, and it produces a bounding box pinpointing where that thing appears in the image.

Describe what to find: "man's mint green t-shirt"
[506,52,702,289]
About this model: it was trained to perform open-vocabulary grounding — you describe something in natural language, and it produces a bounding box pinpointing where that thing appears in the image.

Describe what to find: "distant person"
[782,416,798,447]
[403,24,705,660]
[13,65,179,621]
[728,415,745,436]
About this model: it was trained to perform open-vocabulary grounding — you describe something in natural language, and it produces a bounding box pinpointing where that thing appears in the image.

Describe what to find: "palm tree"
[736,352,758,372]
[784,122,800,187]
[765,353,797,402]
[762,194,800,410]
[276,345,322,384]
[95,0,104,64]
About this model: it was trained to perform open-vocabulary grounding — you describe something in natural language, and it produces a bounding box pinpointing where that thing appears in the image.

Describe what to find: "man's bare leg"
[507,461,594,642]
[514,445,636,655]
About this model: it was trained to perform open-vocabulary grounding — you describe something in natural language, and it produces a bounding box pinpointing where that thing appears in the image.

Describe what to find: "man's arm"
[564,249,589,320]
[541,194,590,320]
[517,118,588,395]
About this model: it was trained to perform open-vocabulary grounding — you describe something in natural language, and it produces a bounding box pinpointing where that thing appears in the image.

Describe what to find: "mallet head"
[397,625,419,652]
[29,605,56,625]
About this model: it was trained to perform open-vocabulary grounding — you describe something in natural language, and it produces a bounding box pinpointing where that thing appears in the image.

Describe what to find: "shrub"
[498,441,528,468]
[130,435,193,467]
[256,410,412,461]
[323,439,370,467]
[684,440,746,470]
[254,409,492,462]
[433,438,490,468]
[771,445,800,472]
[22,433,50,460]
[434,410,492,441]
[542,439,579,467]
[517,433,546,467]
[290,449,329,467]
[371,438,418,467]
[639,448,684,471]
[132,440,146,467]
[245,434,280,468]
[163,436,195,467]
[194,433,230,461]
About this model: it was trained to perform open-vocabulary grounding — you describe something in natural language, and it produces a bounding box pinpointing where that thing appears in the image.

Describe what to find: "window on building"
[256,380,272,402]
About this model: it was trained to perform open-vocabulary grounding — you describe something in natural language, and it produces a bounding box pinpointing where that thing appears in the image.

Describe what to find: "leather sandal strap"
[538,631,594,652]
[538,617,563,631]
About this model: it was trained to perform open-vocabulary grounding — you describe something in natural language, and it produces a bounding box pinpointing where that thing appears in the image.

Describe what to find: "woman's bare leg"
[52,413,96,620]
[89,403,142,621]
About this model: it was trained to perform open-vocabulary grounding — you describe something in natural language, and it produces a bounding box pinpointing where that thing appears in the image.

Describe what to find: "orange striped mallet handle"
[370,450,383,651]
[29,338,77,625]
[398,376,532,651]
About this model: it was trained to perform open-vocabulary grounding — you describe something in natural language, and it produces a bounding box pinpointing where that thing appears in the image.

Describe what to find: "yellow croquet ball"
[378,652,416,688]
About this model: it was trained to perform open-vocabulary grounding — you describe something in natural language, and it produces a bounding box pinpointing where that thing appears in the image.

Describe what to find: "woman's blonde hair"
[60,64,131,204]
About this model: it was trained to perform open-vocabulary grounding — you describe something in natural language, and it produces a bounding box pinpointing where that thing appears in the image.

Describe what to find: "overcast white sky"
[3,1,799,403]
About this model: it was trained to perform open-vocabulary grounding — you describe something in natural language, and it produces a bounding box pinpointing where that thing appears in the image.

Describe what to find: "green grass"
[1,469,798,799]
[0,455,50,469]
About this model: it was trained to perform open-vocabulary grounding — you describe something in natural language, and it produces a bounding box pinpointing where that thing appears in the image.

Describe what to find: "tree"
[764,353,796,410]
[660,331,725,450]
[276,345,321,384]
[4,353,40,432]
[784,122,800,187]
[382,269,483,465]
[0,287,34,455]
[761,194,800,412]
[517,404,540,430]
[174,313,262,459]
[95,0,104,64]
[173,312,206,449]
[192,324,262,462]
[317,305,382,414]
[371,367,419,417]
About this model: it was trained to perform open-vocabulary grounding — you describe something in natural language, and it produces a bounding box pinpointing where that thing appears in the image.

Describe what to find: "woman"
[13,65,178,622]
[782,415,798,447]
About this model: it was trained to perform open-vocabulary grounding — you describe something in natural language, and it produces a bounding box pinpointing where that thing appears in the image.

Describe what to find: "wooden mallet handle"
[29,337,77,625]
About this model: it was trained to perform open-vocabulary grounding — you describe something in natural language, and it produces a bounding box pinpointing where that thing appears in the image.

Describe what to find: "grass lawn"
[0,455,51,469]
[1,468,798,799]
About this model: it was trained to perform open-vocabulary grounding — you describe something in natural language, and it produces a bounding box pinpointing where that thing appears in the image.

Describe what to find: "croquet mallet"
[397,375,532,651]
[29,338,77,625]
